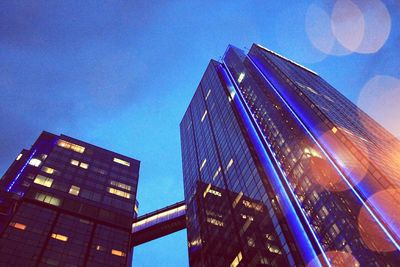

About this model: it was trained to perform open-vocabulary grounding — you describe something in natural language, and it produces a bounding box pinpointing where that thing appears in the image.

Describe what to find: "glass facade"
[0,131,139,266]
[180,45,400,266]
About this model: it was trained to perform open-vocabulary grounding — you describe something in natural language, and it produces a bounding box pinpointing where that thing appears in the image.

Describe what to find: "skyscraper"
[180,44,400,266]
[0,132,140,267]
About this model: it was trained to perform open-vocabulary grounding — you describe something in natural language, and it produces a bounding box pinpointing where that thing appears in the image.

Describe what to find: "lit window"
[16,154,22,161]
[207,217,224,227]
[51,233,68,242]
[203,183,212,198]
[238,73,245,83]
[42,166,55,174]
[205,89,211,100]
[332,127,338,134]
[226,159,234,171]
[213,167,221,180]
[79,162,89,169]
[232,192,243,208]
[69,185,80,196]
[134,203,139,213]
[9,222,26,230]
[29,158,42,167]
[199,159,207,172]
[110,181,132,191]
[113,158,130,167]
[34,175,53,188]
[35,193,61,206]
[70,159,79,166]
[230,251,243,267]
[111,249,126,257]
[96,245,106,251]
[108,187,131,199]
[57,139,85,153]
[201,110,208,122]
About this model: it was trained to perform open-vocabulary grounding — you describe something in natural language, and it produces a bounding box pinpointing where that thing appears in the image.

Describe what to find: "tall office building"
[0,132,140,267]
[180,44,400,266]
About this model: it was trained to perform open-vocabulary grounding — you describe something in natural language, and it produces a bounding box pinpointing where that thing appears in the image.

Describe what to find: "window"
[107,187,131,199]
[34,175,54,187]
[205,89,211,100]
[332,127,338,134]
[70,159,79,166]
[113,158,130,167]
[35,193,61,206]
[111,249,126,257]
[110,181,131,191]
[57,139,85,153]
[79,162,89,169]
[201,110,208,122]
[42,166,56,175]
[230,252,243,267]
[69,185,80,196]
[199,159,207,172]
[29,158,42,167]
[16,154,22,161]
[96,245,106,251]
[226,159,234,171]
[51,233,68,242]
[238,73,245,83]
[9,222,26,230]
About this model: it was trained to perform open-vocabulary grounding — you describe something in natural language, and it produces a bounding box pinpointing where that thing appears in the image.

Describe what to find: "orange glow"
[10,222,26,230]
[307,251,360,267]
[111,249,126,257]
[357,189,400,252]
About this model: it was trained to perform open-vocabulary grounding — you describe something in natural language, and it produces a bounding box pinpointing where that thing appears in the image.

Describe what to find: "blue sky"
[0,1,399,266]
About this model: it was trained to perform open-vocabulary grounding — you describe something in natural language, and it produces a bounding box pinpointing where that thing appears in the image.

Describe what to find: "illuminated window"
[332,127,338,134]
[69,185,80,196]
[201,110,207,122]
[9,222,26,230]
[29,158,42,167]
[16,154,22,161]
[113,157,130,167]
[34,175,53,187]
[108,187,131,199]
[230,251,243,267]
[199,159,207,172]
[232,192,243,208]
[57,139,85,153]
[207,217,224,227]
[70,159,79,166]
[238,73,245,83]
[134,203,139,213]
[51,233,68,242]
[35,193,61,206]
[110,181,131,191]
[205,89,211,100]
[79,162,89,169]
[203,184,212,198]
[96,245,105,251]
[213,167,221,180]
[111,249,126,257]
[42,166,55,174]
[226,159,234,171]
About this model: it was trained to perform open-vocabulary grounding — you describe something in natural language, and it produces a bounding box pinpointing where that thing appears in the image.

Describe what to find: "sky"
[0,1,399,266]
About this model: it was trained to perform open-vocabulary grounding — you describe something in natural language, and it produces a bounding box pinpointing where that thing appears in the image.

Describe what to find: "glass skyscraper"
[180,44,400,266]
[0,132,139,266]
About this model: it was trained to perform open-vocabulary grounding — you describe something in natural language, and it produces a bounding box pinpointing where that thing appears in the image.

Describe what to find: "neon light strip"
[247,54,400,251]
[218,62,324,267]
[7,149,37,192]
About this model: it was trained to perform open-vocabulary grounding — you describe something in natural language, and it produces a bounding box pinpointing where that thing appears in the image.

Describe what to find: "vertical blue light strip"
[218,63,325,267]
[7,149,37,192]
[247,54,400,251]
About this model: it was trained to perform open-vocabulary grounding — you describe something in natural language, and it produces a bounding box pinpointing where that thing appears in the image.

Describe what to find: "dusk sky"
[0,1,399,266]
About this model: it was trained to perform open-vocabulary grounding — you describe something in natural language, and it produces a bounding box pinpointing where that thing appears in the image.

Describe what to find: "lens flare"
[305,3,351,56]
[331,0,365,52]
[358,189,400,252]
[357,75,400,140]
[307,250,360,267]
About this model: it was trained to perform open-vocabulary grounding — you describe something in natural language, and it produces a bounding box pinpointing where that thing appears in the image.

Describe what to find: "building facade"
[180,44,400,266]
[0,132,140,267]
